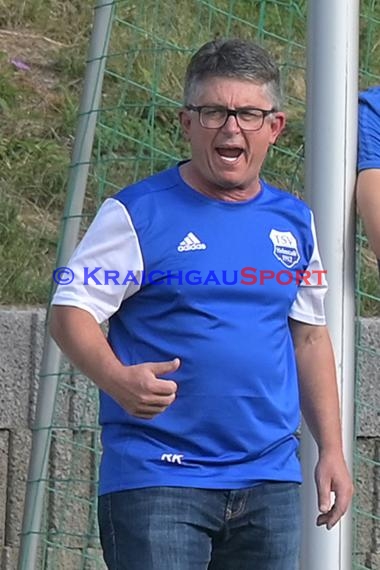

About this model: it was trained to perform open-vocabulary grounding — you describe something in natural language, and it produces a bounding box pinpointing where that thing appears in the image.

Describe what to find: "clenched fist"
[108,358,180,419]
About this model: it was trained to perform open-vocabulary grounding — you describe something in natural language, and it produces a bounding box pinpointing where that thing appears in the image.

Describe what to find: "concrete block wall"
[0,308,378,569]
[0,309,105,569]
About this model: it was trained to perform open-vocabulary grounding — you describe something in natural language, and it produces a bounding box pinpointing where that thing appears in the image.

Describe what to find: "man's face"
[179,77,286,195]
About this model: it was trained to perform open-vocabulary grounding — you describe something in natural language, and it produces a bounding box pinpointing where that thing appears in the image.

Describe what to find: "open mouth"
[216,147,244,163]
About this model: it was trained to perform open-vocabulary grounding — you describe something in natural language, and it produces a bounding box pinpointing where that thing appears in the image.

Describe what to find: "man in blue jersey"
[50,38,353,569]
[357,86,380,275]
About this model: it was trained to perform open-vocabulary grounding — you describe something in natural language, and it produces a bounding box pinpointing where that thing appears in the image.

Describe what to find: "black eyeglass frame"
[185,105,277,131]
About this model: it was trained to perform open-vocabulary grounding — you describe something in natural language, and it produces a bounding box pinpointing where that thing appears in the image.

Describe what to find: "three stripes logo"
[177,232,207,252]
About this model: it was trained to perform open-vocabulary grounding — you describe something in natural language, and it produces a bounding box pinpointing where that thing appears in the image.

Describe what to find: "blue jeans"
[98,483,301,570]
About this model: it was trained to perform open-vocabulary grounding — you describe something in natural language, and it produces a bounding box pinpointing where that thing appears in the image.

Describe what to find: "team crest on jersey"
[269,229,300,268]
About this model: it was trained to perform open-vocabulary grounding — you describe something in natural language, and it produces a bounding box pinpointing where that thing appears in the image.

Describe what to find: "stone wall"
[0,308,378,569]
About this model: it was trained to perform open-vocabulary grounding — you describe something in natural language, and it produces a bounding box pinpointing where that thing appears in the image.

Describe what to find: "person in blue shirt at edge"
[50,38,353,570]
[357,86,380,276]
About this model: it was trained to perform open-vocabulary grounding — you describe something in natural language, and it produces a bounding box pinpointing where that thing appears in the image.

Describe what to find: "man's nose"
[221,113,241,133]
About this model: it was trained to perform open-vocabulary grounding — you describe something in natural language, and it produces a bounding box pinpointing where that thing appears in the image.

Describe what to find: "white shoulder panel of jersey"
[289,211,328,325]
[51,198,144,324]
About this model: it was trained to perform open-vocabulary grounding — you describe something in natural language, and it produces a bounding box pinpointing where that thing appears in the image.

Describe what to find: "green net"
[19,1,379,568]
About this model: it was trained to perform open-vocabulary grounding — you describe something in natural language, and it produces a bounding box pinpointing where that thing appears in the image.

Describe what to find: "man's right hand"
[109,358,180,419]
[49,307,180,420]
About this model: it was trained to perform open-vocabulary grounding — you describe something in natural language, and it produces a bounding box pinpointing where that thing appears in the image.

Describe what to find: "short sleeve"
[289,211,328,325]
[358,86,380,172]
[51,198,144,323]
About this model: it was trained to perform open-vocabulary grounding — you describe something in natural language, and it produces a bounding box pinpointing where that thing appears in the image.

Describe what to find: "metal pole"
[18,2,114,568]
[301,1,358,569]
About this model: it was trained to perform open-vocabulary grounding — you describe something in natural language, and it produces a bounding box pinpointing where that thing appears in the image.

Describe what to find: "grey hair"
[183,38,283,109]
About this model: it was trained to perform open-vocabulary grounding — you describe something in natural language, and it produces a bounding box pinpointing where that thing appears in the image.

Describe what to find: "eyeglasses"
[185,105,277,131]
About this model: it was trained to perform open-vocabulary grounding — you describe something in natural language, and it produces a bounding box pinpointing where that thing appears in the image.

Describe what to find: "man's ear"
[179,108,191,141]
[270,112,286,145]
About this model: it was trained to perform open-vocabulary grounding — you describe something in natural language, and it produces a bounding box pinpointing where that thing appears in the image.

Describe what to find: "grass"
[0,0,93,303]
[0,0,379,314]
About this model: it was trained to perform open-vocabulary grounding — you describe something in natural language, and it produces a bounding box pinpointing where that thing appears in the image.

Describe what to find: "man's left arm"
[289,319,354,530]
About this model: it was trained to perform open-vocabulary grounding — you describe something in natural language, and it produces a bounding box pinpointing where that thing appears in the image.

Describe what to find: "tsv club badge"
[269,229,300,268]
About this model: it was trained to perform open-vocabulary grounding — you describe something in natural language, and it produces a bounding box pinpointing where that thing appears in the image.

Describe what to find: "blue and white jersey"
[358,86,380,172]
[52,165,327,495]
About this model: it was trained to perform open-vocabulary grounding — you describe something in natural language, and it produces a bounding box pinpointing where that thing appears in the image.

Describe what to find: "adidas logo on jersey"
[177,232,207,252]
